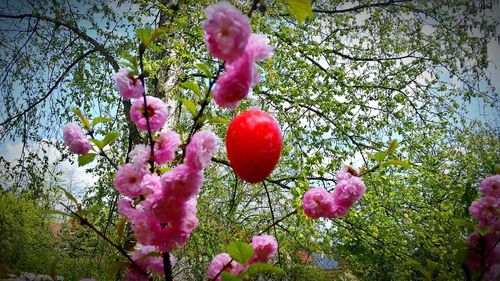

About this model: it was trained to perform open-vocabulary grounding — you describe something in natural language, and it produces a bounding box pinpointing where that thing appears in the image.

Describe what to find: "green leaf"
[121,52,138,71]
[89,138,105,150]
[226,241,254,265]
[91,117,112,127]
[56,186,78,204]
[72,108,90,129]
[115,217,127,243]
[177,97,197,116]
[286,0,313,25]
[475,225,490,236]
[374,151,387,162]
[149,27,167,44]
[383,159,411,169]
[102,131,121,147]
[407,259,429,278]
[386,139,399,155]
[221,272,242,281]
[181,81,202,97]
[78,153,96,167]
[242,263,285,276]
[208,117,230,125]
[136,27,153,46]
[196,63,212,78]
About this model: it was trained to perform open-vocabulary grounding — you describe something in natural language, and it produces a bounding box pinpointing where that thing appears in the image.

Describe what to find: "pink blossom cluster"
[63,123,91,155]
[465,175,500,280]
[114,68,144,99]
[130,96,168,131]
[208,235,278,281]
[125,244,175,280]
[113,130,217,279]
[302,166,366,219]
[202,2,273,109]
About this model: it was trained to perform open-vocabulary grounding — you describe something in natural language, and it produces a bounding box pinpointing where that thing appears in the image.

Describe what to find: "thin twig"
[60,202,151,279]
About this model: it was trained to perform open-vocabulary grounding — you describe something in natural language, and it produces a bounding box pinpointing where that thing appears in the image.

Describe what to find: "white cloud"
[0,140,98,198]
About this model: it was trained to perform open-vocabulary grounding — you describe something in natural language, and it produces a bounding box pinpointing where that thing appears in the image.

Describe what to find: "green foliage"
[286,0,313,24]
[226,241,254,264]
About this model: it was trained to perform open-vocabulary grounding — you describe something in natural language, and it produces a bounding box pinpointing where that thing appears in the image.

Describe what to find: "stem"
[60,202,151,279]
[138,42,172,281]
[88,131,118,170]
[138,47,155,173]
[185,63,224,147]
[262,181,282,267]
[163,252,173,281]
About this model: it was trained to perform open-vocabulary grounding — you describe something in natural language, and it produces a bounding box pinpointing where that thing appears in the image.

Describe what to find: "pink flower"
[161,164,203,200]
[208,253,244,281]
[330,202,349,218]
[131,244,176,275]
[150,193,197,227]
[213,53,254,109]
[130,96,168,131]
[131,211,161,246]
[469,196,499,226]
[332,176,366,206]
[480,175,500,198]
[246,34,274,61]
[117,197,139,219]
[302,188,335,219]
[185,130,218,170]
[202,2,251,62]
[335,166,354,181]
[249,235,278,263]
[114,68,144,99]
[155,227,193,252]
[485,264,500,281]
[154,131,180,165]
[63,123,91,155]
[140,173,161,196]
[130,144,151,168]
[114,163,147,197]
[467,232,481,248]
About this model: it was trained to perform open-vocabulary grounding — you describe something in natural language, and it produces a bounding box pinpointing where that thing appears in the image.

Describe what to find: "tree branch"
[0,49,97,126]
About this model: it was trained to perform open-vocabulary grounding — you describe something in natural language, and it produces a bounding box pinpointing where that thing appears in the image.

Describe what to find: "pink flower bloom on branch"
[161,164,203,200]
[154,131,180,165]
[140,173,161,196]
[130,144,151,168]
[213,53,254,109]
[246,34,274,61]
[332,176,366,207]
[469,196,499,226]
[202,2,251,62]
[480,175,500,199]
[63,123,91,155]
[131,211,162,246]
[130,96,168,131]
[249,235,278,263]
[208,253,244,281]
[302,188,335,219]
[186,130,218,170]
[114,68,144,100]
[131,244,175,275]
[114,163,147,197]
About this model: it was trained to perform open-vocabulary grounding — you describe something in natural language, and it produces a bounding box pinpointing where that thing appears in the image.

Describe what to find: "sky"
[0,1,499,196]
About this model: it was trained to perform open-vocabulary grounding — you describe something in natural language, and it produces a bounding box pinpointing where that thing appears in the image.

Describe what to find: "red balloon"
[226,109,283,184]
